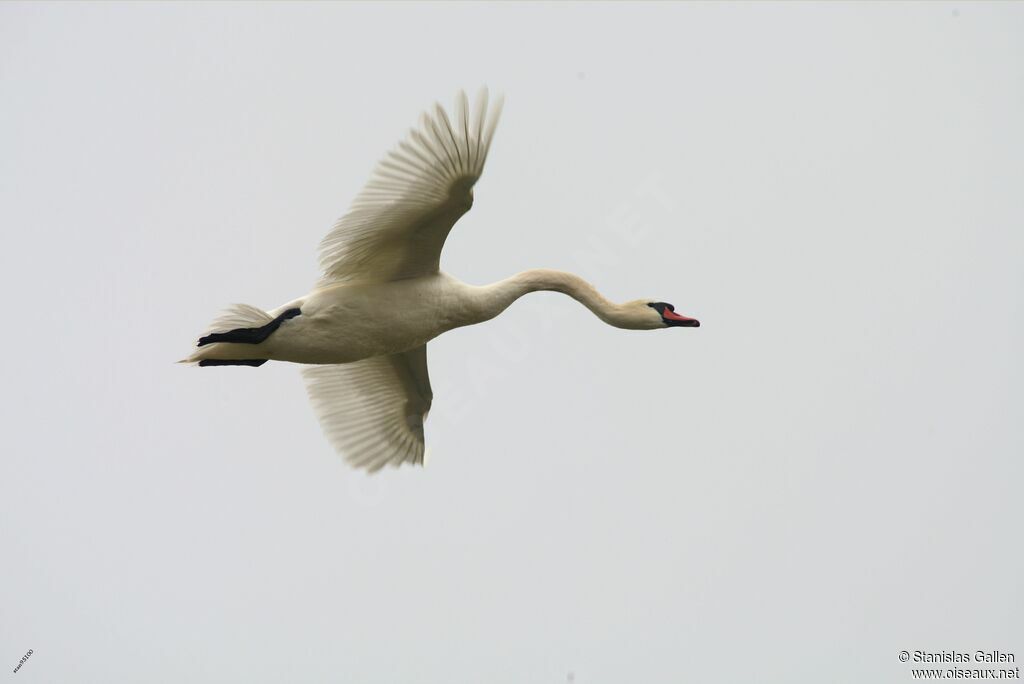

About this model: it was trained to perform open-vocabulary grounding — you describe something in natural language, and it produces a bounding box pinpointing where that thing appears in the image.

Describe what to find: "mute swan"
[183,89,699,472]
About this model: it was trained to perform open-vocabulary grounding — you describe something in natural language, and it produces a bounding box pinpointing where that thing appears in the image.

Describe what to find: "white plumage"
[302,348,432,470]
[184,89,699,473]
[317,89,503,285]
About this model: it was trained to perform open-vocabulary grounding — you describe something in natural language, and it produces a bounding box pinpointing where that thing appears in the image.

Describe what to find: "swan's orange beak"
[662,307,700,327]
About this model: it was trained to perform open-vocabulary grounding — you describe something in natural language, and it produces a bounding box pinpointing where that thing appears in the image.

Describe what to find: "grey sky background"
[2,3,1022,683]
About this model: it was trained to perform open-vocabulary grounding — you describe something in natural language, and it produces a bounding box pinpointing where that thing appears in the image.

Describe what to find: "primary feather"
[317,89,503,286]
[302,346,432,473]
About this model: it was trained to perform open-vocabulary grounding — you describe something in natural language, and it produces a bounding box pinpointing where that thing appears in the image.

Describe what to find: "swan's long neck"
[473,269,635,328]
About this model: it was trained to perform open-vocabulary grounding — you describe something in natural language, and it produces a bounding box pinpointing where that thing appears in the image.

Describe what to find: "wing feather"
[302,346,433,473]
[317,89,503,286]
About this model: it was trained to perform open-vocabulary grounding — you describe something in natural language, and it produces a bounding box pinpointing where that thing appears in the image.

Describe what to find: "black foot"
[198,359,268,367]
[198,308,301,347]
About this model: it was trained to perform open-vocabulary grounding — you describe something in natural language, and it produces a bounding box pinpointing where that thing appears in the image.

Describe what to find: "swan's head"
[646,302,700,329]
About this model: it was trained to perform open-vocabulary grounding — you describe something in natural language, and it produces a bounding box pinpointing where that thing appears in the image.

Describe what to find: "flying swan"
[183,89,700,472]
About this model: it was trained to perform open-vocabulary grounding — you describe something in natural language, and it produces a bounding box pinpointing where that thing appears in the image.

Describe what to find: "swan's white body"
[197,269,667,366]
[185,90,698,472]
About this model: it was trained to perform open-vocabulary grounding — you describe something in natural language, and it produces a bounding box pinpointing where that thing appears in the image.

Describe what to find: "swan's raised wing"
[302,346,433,472]
[317,89,503,286]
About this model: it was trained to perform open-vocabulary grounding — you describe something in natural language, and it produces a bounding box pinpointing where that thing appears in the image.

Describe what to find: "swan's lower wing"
[302,347,433,473]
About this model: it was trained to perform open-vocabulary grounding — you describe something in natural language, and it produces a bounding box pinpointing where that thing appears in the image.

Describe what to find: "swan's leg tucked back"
[182,303,304,367]
[198,359,268,368]
[197,308,302,347]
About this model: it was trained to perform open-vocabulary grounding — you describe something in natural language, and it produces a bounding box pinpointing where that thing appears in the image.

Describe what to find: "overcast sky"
[1,3,1022,683]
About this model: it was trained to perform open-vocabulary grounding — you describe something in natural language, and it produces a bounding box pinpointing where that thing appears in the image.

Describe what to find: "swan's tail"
[178,304,274,366]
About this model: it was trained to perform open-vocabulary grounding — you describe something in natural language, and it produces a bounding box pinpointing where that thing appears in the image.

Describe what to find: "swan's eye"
[647,302,673,315]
